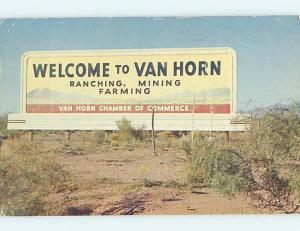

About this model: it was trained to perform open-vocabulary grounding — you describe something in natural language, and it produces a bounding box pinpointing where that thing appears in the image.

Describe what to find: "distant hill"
[243,100,300,117]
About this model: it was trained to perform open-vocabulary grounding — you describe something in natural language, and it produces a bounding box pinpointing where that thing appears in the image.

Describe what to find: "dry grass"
[0,140,72,215]
[0,109,299,215]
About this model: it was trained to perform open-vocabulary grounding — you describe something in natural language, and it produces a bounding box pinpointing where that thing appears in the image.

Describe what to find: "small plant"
[115,118,145,141]
[94,130,106,144]
[156,131,179,150]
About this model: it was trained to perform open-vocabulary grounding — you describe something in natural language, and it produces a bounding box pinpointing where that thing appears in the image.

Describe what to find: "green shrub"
[184,136,251,196]
[248,107,300,161]
[184,107,300,213]
[0,141,70,215]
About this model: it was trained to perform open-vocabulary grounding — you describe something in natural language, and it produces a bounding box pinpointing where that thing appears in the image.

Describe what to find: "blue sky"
[0,16,299,113]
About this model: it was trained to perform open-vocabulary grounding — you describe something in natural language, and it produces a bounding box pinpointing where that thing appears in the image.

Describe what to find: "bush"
[0,113,9,138]
[183,137,251,196]
[247,107,300,161]
[0,141,70,215]
[0,113,24,139]
[115,118,145,141]
[94,131,106,144]
[244,107,300,213]
[156,131,177,150]
[184,107,300,213]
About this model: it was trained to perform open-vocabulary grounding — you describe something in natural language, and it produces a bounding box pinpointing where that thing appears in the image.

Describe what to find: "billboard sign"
[8,48,246,131]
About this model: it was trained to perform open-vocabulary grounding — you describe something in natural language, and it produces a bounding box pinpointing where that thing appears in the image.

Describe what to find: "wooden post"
[29,130,34,141]
[191,93,195,143]
[225,131,230,142]
[67,131,71,141]
[191,130,194,143]
[0,137,3,157]
[151,109,156,156]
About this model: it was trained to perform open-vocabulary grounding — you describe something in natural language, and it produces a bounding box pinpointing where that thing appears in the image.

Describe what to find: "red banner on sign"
[26,104,230,113]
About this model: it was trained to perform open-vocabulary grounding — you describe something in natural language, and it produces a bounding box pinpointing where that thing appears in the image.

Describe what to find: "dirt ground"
[64,148,264,215]
[22,131,264,216]
[2,131,268,215]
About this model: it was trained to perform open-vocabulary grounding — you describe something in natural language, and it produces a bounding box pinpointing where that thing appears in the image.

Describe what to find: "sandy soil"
[44,138,266,215]
[2,131,269,215]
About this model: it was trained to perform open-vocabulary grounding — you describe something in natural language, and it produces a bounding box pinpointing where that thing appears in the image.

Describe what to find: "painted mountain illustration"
[27,88,99,104]
[133,87,231,104]
[27,87,231,104]
[27,88,89,99]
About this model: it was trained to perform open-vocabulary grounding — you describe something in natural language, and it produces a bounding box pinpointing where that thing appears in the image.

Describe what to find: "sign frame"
[8,47,248,131]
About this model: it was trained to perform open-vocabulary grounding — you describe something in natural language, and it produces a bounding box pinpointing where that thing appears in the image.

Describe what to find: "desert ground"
[1,131,268,215]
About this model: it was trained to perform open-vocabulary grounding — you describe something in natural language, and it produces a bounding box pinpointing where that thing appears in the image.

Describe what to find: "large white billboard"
[8,48,247,131]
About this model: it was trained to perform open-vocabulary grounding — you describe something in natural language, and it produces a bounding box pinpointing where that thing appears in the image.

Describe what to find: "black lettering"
[120,88,128,94]
[76,63,86,77]
[174,62,183,76]
[103,63,109,77]
[66,63,74,77]
[58,64,65,77]
[135,62,146,76]
[145,62,156,76]
[88,63,100,77]
[174,80,181,86]
[185,61,196,76]
[139,80,146,86]
[158,62,167,76]
[49,64,56,77]
[116,81,122,87]
[211,61,221,75]
[90,81,96,87]
[144,88,150,94]
[33,64,47,78]
[199,61,208,75]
